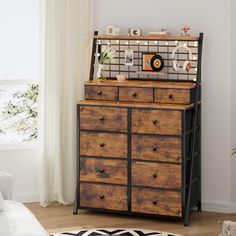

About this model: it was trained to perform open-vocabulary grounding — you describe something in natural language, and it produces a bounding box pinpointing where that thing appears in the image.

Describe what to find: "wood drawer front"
[80,158,127,185]
[132,161,181,189]
[80,132,127,158]
[85,85,118,101]
[80,183,127,211]
[132,187,182,217]
[132,109,182,135]
[119,87,153,103]
[154,88,192,104]
[80,106,128,132]
[132,135,181,163]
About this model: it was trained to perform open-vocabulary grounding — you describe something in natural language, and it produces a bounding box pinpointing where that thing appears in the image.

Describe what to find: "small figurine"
[182,25,190,36]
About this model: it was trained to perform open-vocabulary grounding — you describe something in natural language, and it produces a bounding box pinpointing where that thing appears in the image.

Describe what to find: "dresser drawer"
[132,161,181,189]
[132,187,182,217]
[80,158,127,185]
[80,132,127,158]
[132,134,181,163]
[132,109,182,135]
[80,106,128,132]
[85,85,118,101]
[80,183,127,211]
[119,87,153,102]
[154,88,193,104]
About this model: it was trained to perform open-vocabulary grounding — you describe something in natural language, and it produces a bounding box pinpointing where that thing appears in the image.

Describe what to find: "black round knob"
[99,116,104,121]
[169,94,174,99]
[99,168,104,173]
[100,143,105,147]
[132,92,137,97]
[152,172,158,178]
[153,145,158,151]
[153,199,158,205]
[100,194,104,199]
[97,91,102,95]
[153,120,158,125]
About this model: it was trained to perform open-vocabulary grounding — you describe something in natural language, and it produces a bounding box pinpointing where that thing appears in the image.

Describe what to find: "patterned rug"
[51,229,181,236]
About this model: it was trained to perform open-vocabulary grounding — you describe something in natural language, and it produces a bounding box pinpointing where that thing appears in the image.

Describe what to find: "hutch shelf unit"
[74,32,203,226]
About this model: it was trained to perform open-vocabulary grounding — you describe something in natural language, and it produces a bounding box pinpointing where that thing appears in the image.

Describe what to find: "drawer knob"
[153,145,158,151]
[99,194,104,199]
[132,92,137,97]
[152,172,158,178]
[153,199,158,205]
[153,120,159,125]
[169,94,174,99]
[100,143,105,147]
[97,91,102,96]
[99,116,105,121]
[99,168,104,173]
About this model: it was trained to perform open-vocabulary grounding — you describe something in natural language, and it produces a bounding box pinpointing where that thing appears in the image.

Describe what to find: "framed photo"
[106,26,116,35]
[106,26,120,36]
[125,49,134,66]
[114,27,120,36]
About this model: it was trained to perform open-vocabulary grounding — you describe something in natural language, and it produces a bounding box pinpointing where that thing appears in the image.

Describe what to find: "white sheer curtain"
[39,0,92,206]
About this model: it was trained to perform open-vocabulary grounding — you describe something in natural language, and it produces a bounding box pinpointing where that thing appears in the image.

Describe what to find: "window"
[0,0,40,145]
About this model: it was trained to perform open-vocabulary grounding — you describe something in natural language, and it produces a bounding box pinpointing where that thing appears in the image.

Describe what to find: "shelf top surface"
[78,100,194,110]
[94,34,199,41]
[85,80,196,89]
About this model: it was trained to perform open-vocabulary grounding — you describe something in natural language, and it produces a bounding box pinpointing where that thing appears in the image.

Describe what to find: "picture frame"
[125,49,134,66]
[106,26,120,36]
[114,27,120,36]
[106,26,116,35]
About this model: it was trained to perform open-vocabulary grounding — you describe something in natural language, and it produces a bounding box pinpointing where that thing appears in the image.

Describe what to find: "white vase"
[96,64,104,80]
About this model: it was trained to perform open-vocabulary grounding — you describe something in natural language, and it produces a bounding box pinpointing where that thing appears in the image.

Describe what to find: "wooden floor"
[26,203,236,236]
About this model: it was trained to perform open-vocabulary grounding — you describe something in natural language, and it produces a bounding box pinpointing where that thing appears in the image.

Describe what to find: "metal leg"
[197,200,202,212]
[73,186,78,215]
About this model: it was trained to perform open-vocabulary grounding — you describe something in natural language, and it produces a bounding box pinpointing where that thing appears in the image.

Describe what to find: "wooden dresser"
[74,80,201,225]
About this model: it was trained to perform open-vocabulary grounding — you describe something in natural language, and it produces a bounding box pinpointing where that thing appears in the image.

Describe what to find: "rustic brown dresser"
[74,32,203,226]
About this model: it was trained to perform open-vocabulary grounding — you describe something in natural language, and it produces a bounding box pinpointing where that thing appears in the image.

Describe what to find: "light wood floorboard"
[25,203,236,236]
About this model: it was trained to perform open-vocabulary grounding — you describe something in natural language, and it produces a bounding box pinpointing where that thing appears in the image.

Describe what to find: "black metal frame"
[74,32,204,226]
[184,32,203,226]
[89,31,200,82]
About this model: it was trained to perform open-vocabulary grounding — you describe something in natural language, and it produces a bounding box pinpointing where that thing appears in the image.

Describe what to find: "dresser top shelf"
[85,80,196,90]
[94,34,199,41]
[78,100,194,111]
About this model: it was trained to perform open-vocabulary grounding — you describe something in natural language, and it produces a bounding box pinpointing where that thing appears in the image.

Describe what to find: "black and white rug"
[51,229,181,236]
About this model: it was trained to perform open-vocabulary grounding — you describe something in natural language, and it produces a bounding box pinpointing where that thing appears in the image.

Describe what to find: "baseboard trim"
[14,193,39,203]
[202,201,236,213]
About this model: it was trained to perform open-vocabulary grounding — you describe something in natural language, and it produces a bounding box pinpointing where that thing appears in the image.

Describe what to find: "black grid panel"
[94,38,199,81]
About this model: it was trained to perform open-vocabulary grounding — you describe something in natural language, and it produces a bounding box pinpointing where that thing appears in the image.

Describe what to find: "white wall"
[92,0,234,212]
[0,149,39,202]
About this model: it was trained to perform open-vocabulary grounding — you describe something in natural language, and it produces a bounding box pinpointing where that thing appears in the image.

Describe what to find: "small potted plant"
[182,25,191,36]
[97,46,114,80]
